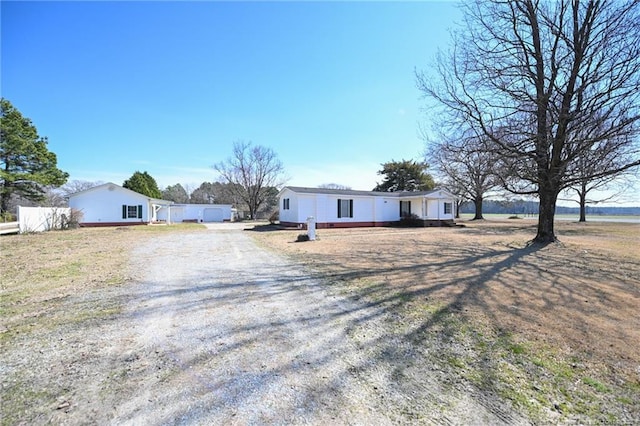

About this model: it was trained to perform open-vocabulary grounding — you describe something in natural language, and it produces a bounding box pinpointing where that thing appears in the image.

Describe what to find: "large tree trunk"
[578,183,587,222]
[472,195,483,220]
[534,186,559,243]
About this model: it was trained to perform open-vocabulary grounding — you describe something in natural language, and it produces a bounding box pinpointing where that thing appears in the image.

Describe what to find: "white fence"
[0,221,20,235]
[17,206,72,233]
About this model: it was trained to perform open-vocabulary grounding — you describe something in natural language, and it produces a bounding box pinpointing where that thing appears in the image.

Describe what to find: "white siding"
[314,194,329,223]
[426,200,439,219]
[324,195,375,223]
[203,208,223,222]
[297,195,316,223]
[424,199,455,220]
[156,204,232,222]
[378,197,398,222]
[279,189,297,224]
[278,187,457,225]
[69,184,149,224]
[165,206,184,223]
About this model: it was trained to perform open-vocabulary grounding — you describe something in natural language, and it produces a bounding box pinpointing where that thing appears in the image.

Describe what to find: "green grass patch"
[583,377,611,393]
[508,343,527,355]
[447,356,467,370]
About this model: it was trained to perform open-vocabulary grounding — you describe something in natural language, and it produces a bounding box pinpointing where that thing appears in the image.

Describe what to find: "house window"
[337,199,353,218]
[400,200,412,217]
[282,198,290,210]
[444,202,452,215]
[122,204,143,219]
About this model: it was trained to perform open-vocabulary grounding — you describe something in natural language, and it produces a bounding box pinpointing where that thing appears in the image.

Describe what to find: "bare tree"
[418,0,640,243]
[562,132,639,221]
[61,180,104,197]
[424,128,500,220]
[213,141,286,219]
[37,180,104,208]
[319,183,352,190]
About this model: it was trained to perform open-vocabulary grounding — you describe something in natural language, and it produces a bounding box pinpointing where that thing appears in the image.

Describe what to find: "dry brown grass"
[0,224,206,341]
[251,219,640,422]
[0,224,207,426]
[2,220,638,424]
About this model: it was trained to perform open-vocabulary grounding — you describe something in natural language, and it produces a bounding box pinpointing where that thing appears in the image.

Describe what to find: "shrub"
[1,211,16,222]
[296,233,310,242]
[269,210,279,224]
[399,213,423,227]
[65,208,84,229]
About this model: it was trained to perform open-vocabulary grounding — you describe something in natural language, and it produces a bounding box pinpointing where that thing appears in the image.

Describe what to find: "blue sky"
[2,0,461,191]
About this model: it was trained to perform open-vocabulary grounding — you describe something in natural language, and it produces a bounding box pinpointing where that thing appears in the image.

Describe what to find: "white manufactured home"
[279,186,456,228]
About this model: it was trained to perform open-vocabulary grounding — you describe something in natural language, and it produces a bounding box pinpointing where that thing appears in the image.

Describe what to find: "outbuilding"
[279,186,456,228]
[156,204,234,223]
[68,183,172,226]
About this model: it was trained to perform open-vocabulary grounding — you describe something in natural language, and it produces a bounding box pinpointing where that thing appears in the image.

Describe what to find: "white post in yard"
[307,216,316,241]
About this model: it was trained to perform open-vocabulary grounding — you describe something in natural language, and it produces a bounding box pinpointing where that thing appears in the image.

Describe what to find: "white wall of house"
[166,206,185,223]
[326,195,375,223]
[424,192,456,220]
[298,194,316,222]
[69,183,153,224]
[314,194,328,223]
[280,189,317,224]
[279,189,296,223]
[377,197,397,222]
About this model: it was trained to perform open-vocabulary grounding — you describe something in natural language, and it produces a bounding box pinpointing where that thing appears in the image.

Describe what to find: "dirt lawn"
[1,220,639,424]
[252,219,640,423]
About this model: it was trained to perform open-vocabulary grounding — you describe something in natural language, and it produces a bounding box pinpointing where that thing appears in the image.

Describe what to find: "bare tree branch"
[418,0,640,243]
[214,141,286,219]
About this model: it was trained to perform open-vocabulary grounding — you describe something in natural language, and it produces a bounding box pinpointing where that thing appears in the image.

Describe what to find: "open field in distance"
[458,213,640,223]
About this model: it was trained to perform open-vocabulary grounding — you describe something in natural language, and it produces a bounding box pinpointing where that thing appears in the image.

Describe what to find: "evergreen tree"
[123,171,162,198]
[162,183,189,203]
[373,159,435,192]
[0,98,68,212]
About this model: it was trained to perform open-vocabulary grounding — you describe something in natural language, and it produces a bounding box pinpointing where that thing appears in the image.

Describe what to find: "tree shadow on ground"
[286,227,640,423]
[110,227,639,424]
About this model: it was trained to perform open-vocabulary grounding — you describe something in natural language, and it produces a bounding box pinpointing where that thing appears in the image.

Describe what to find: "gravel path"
[111,227,527,425]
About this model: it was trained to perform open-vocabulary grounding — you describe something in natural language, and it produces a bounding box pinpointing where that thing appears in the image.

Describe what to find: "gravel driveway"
[111,227,526,425]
